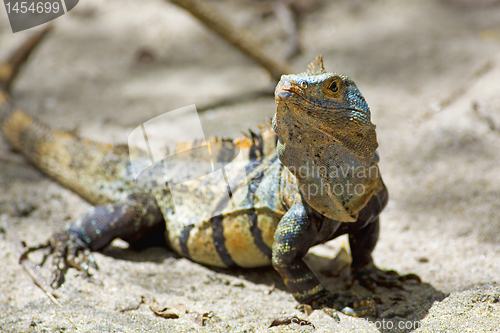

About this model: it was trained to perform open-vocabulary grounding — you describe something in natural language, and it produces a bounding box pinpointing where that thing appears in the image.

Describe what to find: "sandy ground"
[1,0,500,332]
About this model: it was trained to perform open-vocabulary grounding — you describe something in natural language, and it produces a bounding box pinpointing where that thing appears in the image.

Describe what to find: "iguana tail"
[0,26,53,93]
[0,25,55,157]
[0,26,129,206]
[0,27,279,207]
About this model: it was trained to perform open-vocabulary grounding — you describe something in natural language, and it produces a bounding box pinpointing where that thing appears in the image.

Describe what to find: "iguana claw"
[21,231,97,288]
[352,263,421,291]
[309,290,378,317]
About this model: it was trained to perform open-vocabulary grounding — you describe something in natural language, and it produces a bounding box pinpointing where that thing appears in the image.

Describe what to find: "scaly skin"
[1,29,419,312]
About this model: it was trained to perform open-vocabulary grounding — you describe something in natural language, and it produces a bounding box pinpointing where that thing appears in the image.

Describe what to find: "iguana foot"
[309,290,378,317]
[21,231,97,288]
[352,263,421,291]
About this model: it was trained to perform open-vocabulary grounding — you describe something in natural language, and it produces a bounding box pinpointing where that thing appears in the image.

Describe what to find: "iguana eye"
[300,81,308,89]
[328,81,339,93]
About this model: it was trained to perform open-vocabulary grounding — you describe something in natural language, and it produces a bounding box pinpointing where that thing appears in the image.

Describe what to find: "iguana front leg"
[272,200,363,310]
[272,184,420,311]
[272,200,326,303]
[23,192,165,287]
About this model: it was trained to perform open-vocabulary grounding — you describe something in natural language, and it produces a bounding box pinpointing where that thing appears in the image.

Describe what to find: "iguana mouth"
[275,79,302,102]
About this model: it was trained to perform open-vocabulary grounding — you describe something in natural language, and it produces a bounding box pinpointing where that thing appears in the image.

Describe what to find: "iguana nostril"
[275,79,294,101]
[282,80,293,89]
[276,79,293,91]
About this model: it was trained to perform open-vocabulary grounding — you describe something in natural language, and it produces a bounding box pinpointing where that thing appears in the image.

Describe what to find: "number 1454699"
[5,1,60,14]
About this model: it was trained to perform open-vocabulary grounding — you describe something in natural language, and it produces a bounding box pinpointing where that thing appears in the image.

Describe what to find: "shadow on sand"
[104,243,445,333]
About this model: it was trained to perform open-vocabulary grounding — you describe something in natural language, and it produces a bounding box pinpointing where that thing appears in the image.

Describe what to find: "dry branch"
[169,0,292,81]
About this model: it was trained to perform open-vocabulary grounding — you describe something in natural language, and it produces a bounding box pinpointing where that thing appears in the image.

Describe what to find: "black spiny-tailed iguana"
[0,27,418,312]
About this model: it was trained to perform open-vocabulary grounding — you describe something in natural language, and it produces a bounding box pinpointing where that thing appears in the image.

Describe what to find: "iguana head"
[273,55,377,165]
[273,55,380,221]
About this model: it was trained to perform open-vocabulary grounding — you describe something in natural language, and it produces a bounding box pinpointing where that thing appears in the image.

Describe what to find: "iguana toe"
[48,231,96,287]
[352,263,421,291]
[309,290,378,317]
[21,231,96,288]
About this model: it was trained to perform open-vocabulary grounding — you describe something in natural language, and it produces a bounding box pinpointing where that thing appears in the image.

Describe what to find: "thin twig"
[7,226,79,330]
[472,101,499,132]
[419,60,495,122]
[168,0,292,81]
[437,61,495,111]
[19,252,61,306]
